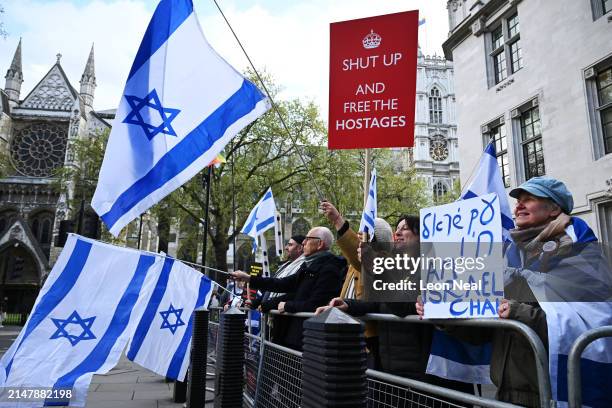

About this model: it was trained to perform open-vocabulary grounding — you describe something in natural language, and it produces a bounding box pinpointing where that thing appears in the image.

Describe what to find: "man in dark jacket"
[231,227,347,350]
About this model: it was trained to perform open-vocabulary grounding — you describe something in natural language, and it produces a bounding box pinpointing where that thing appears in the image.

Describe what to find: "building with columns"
[0,40,113,314]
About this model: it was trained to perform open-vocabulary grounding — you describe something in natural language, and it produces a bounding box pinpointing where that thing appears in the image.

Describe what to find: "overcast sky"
[0,0,449,119]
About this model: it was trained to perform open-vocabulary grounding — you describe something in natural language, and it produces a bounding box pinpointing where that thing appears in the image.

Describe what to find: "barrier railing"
[264,310,552,408]
[567,325,612,408]
[204,307,552,407]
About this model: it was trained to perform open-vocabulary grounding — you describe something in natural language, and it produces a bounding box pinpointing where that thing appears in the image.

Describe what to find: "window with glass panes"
[520,107,545,179]
[604,0,611,14]
[490,123,510,187]
[429,87,443,124]
[491,26,507,84]
[597,66,612,154]
[490,13,522,85]
[433,181,448,201]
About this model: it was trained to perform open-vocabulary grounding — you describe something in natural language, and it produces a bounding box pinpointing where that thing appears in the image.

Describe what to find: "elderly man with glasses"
[231,227,347,351]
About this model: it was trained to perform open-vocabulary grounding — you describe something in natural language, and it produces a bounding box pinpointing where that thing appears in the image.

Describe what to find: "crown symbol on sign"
[362,29,382,49]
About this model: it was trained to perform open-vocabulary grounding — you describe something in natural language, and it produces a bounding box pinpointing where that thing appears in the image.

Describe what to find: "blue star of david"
[159,304,185,334]
[123,89,181,140]
[49,310,96,346]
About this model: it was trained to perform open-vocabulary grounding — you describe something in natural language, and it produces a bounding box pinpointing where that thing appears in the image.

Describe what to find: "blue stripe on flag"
[101,79,265,229]
[5,239,92,378]
[363,213,375,228]
[430,330,492,366]
[255,216,275,232]
[557,354,612,407]
[127,0,193,81]
[166,276,212,379]
[127,258,174,360]
[48,255,156,397]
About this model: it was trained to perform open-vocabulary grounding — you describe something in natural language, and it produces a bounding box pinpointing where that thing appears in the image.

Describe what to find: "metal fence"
[567,325,612,408]
[205,309,555,408]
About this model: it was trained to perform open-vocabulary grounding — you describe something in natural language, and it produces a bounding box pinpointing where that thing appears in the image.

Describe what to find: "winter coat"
[250,251,347,350]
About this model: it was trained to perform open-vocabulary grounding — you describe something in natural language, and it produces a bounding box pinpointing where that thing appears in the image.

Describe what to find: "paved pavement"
[0,326,215,408]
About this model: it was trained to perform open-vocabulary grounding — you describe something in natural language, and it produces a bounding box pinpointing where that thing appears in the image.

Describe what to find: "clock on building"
[429,137,449,161]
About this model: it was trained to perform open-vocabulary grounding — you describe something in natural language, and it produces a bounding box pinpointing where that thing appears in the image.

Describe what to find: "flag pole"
[201,166,212,279]
[363,148,372,208]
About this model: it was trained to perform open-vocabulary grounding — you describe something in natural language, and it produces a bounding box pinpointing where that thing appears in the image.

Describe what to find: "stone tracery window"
[429,87,443,124]
[433,181,448,201]
[10,123,68,177]
[0,210,19,235]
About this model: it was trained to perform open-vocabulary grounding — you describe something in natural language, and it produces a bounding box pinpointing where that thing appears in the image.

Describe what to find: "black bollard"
[173,379,187,403]
[187,307,210,408]
[301,308,367,408]
[214,307,246,408]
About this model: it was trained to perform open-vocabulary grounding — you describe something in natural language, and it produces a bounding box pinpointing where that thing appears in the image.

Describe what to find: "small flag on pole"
[359,168,377,240]
[92,0,270,236]
[419,18,426,26]
[241,188,277,251]
[126,259,213,381]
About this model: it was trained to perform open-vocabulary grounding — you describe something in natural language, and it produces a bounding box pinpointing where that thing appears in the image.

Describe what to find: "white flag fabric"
[241,188,277,250]
[0,235,164,407]
[358,168,377,241]
[92,0,270,236]
[461,142,514,240]
[126,259,213,381]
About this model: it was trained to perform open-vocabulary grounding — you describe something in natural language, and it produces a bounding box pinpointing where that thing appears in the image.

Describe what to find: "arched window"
[433,181,448,201]
[29,210,54,256]
[0,210,19,235]
[429,87,443,124]
[29,211,54,244]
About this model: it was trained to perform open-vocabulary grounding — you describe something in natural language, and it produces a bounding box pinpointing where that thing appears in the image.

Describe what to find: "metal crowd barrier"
[203,308,553,407]
[567,325,612,408]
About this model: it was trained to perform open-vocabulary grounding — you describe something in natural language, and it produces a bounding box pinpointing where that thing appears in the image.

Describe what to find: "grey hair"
[542,198,561,213]
[311,226,334,249]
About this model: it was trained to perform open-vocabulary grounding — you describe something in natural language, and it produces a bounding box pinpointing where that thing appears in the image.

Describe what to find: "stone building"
[0,40,113,314]
[443,0,612,240]
[411,47,460,201]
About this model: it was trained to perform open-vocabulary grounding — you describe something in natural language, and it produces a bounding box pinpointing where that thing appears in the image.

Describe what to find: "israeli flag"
[92,0,270,236]
[358,169,376,241]
[0,235,164,407]
[427,142,514,385]
[461,142,514,240]
[506,222,610,407]
[241,188,277,251]
[126,259,213,381]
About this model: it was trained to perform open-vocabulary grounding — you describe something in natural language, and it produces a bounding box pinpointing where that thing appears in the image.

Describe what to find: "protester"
[317,216,474,400]
[320,200,392,367]
[250,235,306,310]
[231,227,346,351]
[416,177,608,407]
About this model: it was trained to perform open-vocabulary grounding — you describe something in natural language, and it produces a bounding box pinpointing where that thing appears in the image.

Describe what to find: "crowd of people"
[228,177,611,408]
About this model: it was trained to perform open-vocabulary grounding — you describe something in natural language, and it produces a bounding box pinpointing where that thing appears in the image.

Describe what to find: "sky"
[0,0,449,119]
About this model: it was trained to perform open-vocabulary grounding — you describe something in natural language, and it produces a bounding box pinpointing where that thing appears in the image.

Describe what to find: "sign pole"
[363,148,372,208]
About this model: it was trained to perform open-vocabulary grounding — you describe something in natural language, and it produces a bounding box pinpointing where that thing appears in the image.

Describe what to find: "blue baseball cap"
[509,177,574,214]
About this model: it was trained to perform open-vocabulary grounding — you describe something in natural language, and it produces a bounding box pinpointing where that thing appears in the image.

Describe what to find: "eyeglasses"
[303,236,322,242]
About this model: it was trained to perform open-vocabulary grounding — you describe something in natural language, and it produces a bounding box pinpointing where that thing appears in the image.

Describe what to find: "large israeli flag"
[241,188,277,251]
[0,235,164,407]
[358,168,376,241]
[126,259,213,381]
[426,142,513,385]
[92,0,270,236]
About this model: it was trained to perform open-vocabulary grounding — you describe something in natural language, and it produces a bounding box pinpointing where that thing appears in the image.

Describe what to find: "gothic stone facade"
[0,41,113,314]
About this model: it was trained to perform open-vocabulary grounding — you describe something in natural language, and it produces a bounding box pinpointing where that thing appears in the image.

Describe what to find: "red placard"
[328,11,419,149]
